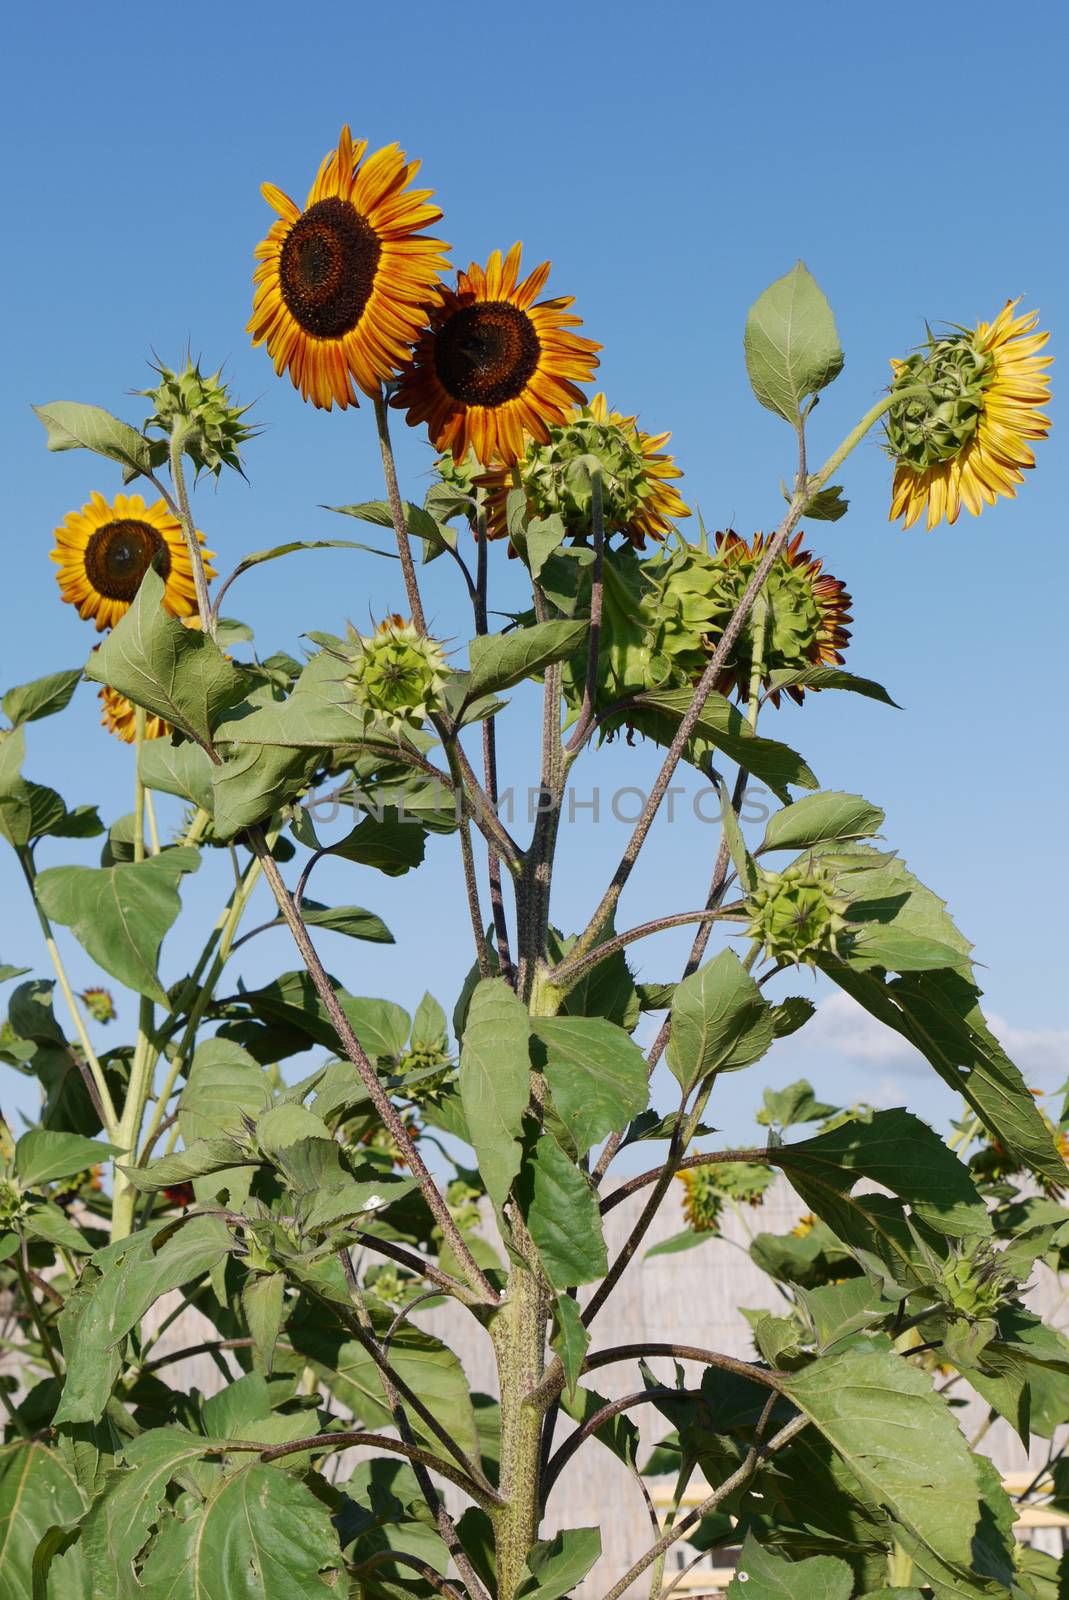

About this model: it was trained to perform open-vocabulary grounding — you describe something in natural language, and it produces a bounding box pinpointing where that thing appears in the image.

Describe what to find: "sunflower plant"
[1,124,1063,1600]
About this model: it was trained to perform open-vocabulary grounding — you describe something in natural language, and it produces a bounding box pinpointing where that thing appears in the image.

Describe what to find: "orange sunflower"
[711,530,852,706]
[888,300,1051,530]
[98,683,170,744]
[51,491,212,632]
[249,125,449,410]
[476,392,689,546]
[393,243,600,466]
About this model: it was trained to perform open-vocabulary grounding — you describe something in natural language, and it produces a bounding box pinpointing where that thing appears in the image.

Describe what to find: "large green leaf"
[80,1428,210,1599]
[744,261,843,425]
[15,1130,119,1189]
[632,688,818,800]
[55,1218,233,1423]
[137,1462,343,1597]
[35,849,199,1006]
[458,979,530,1210]
[779,1109,990,1239]
[666,949,774,1093]
[824,964,1066,1183]
[833,849,974,976]
[178,1037,273,1207]
[518,1527,602,1600]
[138,740,215,812]
[467,621,588,699]
[326,809,426,876]
[119,1138,255,1193]
[516,1133,607,1289]
[0,1441,88,1600]
[2,669,82,728]
[33,400,155,478]
[532,1016,648,1156]
[780,1347,981,1570]
[727,1533,853,1599]
[767,666,899,707]
[85,567,248,749]
[759,792,884,854]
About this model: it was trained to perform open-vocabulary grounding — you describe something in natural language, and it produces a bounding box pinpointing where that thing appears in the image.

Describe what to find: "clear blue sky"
[3,0,1067,1146]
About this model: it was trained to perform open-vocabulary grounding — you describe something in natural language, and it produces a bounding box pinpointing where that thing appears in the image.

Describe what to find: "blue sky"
[2,0,1067,1150]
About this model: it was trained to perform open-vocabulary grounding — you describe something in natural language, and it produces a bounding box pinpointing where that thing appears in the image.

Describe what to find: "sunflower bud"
[0,1177,23,1227]
[143,358,258,478]
[943,1239,1016,1319]
[80,986,116,1024]
[344,616,448,736]
[746,859,849,966]
[886,331,992,472]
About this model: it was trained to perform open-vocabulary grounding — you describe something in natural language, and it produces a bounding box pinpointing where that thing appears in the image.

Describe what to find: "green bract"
[142,357,258,477]
[886,329,993,470]
[513,409,648,535]
[343,615,449,735]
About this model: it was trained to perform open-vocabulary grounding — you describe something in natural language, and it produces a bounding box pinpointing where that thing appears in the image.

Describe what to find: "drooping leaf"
[550,1294,590,1404]
[666,949,774,1093]
[516,1132,607,1289]
[35,849,199,1006]
[243,1272,287,1375]
[119,1138,255,1193]
[759,792,885,854]
[744,261,843,425]
[33,400,155,478]
[727,1533,854,1599]
[467,621,588,700]
[297,901,394,944]
[2,669,82,728]
[532,1016,648,1156]
[458,979,530,1210]
[138,740,215,812]
[767,666,900,707]
[325,808,426,876]
[15,1129,119,1189]
[85,567,248,749]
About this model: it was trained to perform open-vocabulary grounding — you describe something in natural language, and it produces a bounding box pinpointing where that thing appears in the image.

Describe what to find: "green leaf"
[243,1272,286,1375]
[35,849,199,1006]
[551,1295,590,1404]
[219,537,396,594]
[0,1441,88,1600]
[119,1138,255,1193]
[802,483,849,521]
[80,1427,209,1598]
[632,688,818,801]
[327,809,426,876]
[518,1527,602,1600]
[517,1132,607,1289]
[756,1075,830,1124]
[780,1347,981,1570]
[467,621,588,700]
[327,497,444,549]
[645,1227,715,1259]
[15,1130,119,1189]
[138,1462,343,1597]
[834,849,974,974]
[744,261,843,426]
[779,1108,990,1239]
[34,400,155,478]
[138,740,214,812]
[532,1017,648,1156]
[458,979,530,1210]
[666,949,774,1093]
[727,1533,853,1598]
[796,1278,899,1352]
[55,1218,233,1424]
[767,666,900,707]
[298,901,394,943]
[84,567,248,749]
[178,1037,272,1206]
[3,669,82,728]
[760,792,884,854]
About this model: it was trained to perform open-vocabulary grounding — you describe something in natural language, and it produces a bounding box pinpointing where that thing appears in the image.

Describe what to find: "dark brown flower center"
[433,301,541,407]
[278,197,381,339]
[84,520,170,601]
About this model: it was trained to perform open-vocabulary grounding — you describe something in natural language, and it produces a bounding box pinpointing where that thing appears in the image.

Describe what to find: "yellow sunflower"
[98,683,170,744]
[888,300,1051,530]
[477,393,689,547]
[51,491,212,632]
[393,243,600,466]
[248,125,449,411]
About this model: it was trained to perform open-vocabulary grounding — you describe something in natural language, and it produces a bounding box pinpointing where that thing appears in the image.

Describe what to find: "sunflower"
[248,126,449,411]
[888,300,1051,530]
[710,530,852,706]
[98,683,171,744]
[476,393,689,546]
[393,243,600,466]
[51,491,212,632]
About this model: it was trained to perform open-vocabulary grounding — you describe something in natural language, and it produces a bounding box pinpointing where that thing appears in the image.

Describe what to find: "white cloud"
[987,1015,1069,1087]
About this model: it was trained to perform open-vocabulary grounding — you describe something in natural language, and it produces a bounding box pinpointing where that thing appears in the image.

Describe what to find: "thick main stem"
[491,1263,550,1600]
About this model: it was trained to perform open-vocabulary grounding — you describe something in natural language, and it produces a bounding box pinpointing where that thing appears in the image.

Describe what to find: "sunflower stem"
[373,390,427,635]
[475,489,514,983]
[563,468,605,757]
[167,424,215,639]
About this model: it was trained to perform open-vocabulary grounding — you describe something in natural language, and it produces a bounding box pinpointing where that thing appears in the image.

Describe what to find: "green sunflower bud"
[745,858,849,966]
[344,616,448,736]
[143,358,258,478]
[81,986,116,1024]
[886,330,993,471]
[0,1176,24,1227]
[943,1239,1016,1319]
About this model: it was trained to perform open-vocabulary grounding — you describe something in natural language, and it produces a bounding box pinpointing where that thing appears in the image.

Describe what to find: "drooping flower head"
[344,615,448,735]
[249,126,449,410]
[51,491,213,632]
[477,393,689,546]
[887,301,1051,530]
[394,244,600,466]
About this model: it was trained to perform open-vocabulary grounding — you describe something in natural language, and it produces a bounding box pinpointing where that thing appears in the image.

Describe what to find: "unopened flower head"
[746,858,849,966]
[344,615,448,735]
[943,1238,1016,1320]
[80,986,116,1024]
[143,358,258,478]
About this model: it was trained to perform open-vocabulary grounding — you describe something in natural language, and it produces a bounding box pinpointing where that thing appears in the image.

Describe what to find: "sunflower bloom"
[98,682,171,744]
[248,126,449,411]
[394,244,600,466]
[477,392,689,546]
[51,491,212,632]
[888,300,1051,530]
